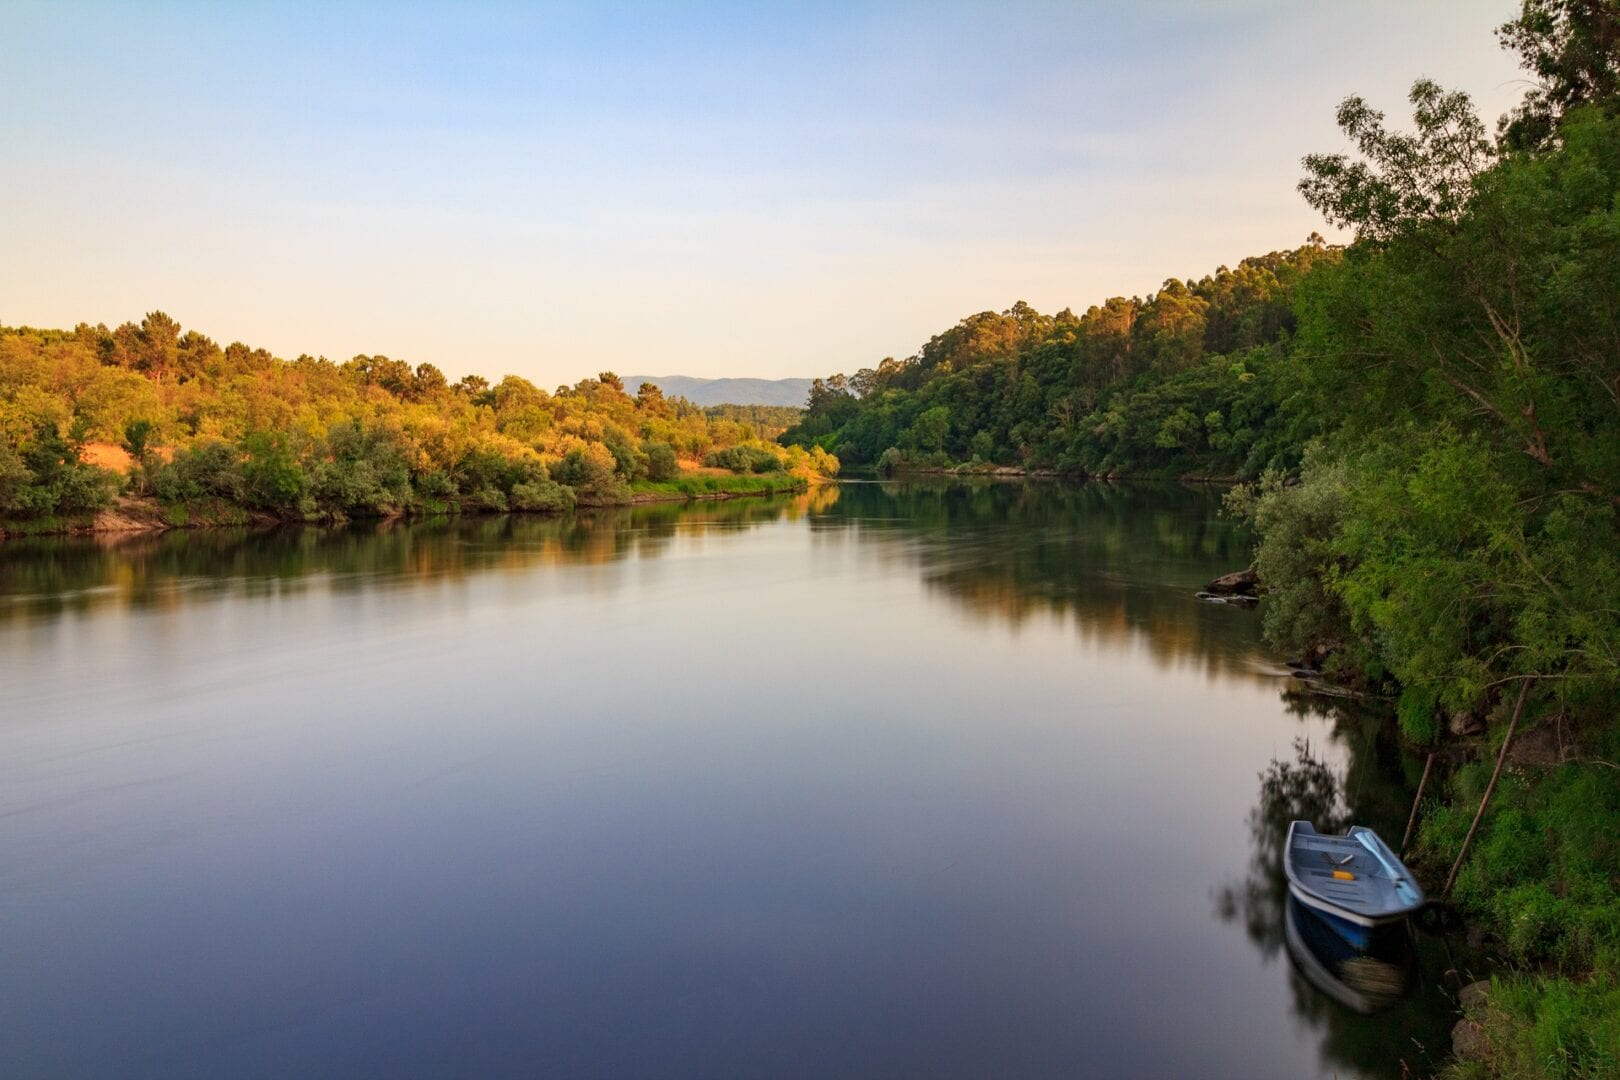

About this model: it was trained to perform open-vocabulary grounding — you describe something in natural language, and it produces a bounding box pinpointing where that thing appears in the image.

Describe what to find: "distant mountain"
[624,375,812,408]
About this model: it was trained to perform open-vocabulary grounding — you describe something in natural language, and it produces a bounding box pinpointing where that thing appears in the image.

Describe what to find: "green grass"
[631,474,807,499]
[0,512,99,536]
[160,499,252,527]
[1421,726,1620,1077]
[1443,968,1620,1079]
[1419,755,1620,972]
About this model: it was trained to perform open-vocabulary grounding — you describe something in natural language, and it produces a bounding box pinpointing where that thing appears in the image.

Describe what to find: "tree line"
[780,242,1339,478]
[0,324,834,526]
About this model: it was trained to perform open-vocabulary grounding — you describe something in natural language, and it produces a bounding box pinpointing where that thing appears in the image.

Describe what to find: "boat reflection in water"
[1284,895,1415,1014]
[1218,723,1486,1073]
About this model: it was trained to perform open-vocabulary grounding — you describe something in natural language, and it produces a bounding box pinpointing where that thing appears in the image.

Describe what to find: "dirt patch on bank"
[93,496,172,533]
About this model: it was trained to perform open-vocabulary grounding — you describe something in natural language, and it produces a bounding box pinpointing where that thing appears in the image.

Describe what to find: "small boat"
[1284,821,1425,942]
[1283,895,1407,1014]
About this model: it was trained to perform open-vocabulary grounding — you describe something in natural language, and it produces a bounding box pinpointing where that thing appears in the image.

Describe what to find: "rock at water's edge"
[1459,980,1491,1012]
[1452,1018,1489,1061]
[1204,568,1260,596]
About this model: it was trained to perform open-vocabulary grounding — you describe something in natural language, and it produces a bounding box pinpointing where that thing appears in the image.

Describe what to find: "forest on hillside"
[782,239,1338,479]
[0,322,835,529]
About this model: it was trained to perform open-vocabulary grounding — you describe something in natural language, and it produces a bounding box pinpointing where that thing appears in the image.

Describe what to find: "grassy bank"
[1421,727,1620,1078]
[629,473,808,502]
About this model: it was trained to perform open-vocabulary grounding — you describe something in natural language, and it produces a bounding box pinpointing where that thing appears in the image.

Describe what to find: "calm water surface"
[1,481,1467,1077]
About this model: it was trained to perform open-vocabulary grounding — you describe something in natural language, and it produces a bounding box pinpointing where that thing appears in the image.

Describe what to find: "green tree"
[1299,80,1490,242]
[1498,0,1620,150]
[642,440,679,481]
[136,311,181,381]
[908,406,951,454]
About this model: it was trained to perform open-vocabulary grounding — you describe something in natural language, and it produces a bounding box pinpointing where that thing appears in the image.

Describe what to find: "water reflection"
[806,479,1265,678]
[0,495,808,621]
[0,480,1470,1077]
[1214,698,1481,1078]
[1285,896,1411,1015]
[1,481,1265,681]
[1215,733,1351,956]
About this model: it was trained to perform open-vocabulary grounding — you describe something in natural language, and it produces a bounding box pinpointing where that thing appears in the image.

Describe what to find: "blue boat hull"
[1284,821,1426,930]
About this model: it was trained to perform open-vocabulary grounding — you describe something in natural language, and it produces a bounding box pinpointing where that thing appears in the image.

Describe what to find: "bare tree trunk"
[1442,679,1533,899]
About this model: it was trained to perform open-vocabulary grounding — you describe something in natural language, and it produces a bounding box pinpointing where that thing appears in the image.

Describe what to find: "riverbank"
[627,473,808,504]
[1210,556,1619,1075]
[1227,467,1619,1077]
[1421,733,1620,1078]
[0,474,811,541]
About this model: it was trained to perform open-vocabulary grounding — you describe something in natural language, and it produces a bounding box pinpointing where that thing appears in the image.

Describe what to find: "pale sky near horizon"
[5,2,1525,386]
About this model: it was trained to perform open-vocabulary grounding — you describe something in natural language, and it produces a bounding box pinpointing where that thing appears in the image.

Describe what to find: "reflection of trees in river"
[1217,692,1431,956]
[4,478,1278,678]
[1215,733,1349,956]
[0,494,810,622]
[802,482,1480,1078]
[2,480,1265,682]
[806,478,1269,677]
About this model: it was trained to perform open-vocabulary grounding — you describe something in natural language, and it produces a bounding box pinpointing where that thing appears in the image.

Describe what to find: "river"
[0,480,1470,1078]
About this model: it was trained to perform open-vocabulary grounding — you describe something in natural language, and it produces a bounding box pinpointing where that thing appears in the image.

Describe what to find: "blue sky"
[4,2,1523,385]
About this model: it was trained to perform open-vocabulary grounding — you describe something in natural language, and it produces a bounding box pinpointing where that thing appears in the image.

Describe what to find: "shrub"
[510,477,573,512]
[604,436,645,479]
[642,440,679,481]
[414,468,455,500]
[308,422,413,515]
[0,422,117,518]
[153,440,247,504]
[240,432,308,511]
[0,443,30,512]
[550,443,628,503]
[1224,451,1370,686]
[703,445,782,473]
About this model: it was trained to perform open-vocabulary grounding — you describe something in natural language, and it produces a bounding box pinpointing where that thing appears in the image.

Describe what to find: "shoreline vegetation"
[0,319,835,541]
[780,6,1619,1075]
[0,472,813,541]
